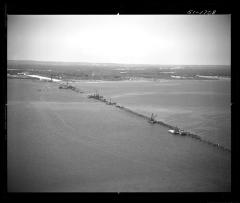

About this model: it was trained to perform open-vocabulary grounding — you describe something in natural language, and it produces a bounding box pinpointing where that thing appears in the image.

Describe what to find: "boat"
[168,129,187,136]
[168,129,179,134]
[179,130,188,135]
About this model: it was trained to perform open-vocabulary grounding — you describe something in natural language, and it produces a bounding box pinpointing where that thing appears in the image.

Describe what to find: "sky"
[7,15,231,65]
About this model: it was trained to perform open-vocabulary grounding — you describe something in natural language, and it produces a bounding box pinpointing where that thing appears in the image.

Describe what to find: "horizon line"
[7,59,231,67]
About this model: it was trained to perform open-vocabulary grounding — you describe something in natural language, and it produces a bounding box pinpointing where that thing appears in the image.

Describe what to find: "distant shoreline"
[7,59,231,68]
[7,73,231,83]
[7,60,231,82]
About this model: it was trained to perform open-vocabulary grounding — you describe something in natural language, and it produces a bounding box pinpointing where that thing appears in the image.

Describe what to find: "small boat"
[179,130,188,135]
[168,129,179,134]
[168,129,187,136]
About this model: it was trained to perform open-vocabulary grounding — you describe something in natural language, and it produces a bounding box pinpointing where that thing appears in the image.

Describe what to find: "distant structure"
[148,113,157,124]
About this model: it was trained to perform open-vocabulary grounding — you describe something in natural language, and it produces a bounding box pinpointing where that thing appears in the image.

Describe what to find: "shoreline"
[7,73,231,83]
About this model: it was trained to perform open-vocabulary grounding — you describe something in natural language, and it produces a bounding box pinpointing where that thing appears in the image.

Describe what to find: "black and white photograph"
[6,14,231,192]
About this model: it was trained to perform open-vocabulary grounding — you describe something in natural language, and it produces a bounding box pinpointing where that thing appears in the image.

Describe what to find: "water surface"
[75,79,231,149]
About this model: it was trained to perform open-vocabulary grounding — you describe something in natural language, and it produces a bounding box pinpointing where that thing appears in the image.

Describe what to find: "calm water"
[75,79,231,149]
